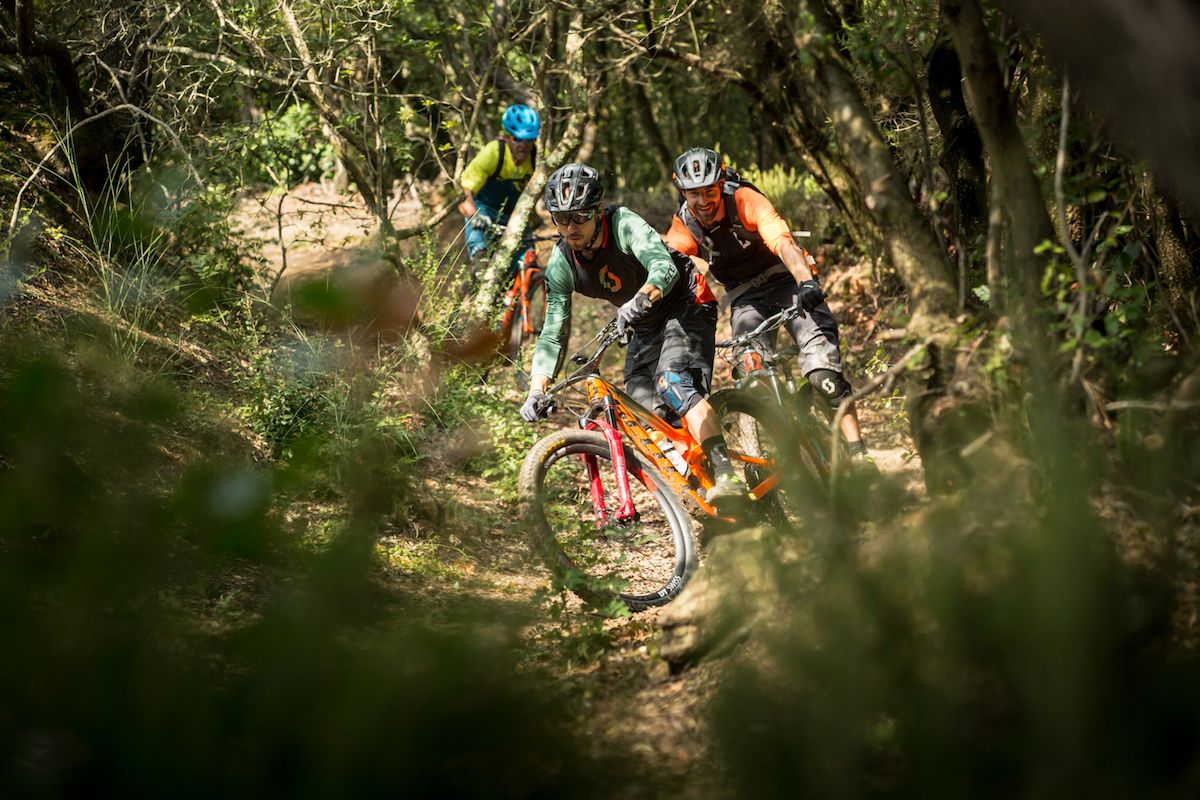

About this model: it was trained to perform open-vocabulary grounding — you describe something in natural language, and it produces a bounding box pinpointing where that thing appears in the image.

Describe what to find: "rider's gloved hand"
[616,291,653,338]
[520,389,555,423]
[795,279,826,312]
[467,209,495,230]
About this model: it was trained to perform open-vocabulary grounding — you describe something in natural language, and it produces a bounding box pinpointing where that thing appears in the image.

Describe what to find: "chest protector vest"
[555,207,698,331]
[677,180,781,286]
[473,138,536,219]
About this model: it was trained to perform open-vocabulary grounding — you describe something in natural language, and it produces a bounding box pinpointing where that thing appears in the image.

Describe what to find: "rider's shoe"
[847,448,880,474]
[707,472,750,514]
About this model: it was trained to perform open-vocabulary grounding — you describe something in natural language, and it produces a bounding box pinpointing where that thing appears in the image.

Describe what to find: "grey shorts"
[730,274,843,376]
[624,299,718,422]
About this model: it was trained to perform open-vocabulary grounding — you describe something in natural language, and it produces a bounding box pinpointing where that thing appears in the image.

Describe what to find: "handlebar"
[715,306,804,350]
[546,317,626,397]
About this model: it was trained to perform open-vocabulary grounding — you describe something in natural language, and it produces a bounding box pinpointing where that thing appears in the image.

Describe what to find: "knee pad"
[808,368,853,406]
[655,370,704,417]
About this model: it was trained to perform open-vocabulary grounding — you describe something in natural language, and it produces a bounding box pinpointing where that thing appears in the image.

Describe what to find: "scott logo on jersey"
[599,266,622,293]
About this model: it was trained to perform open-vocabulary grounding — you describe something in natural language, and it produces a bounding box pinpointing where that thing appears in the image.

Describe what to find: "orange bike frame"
[500,249,542,336]
[578,375,778,523]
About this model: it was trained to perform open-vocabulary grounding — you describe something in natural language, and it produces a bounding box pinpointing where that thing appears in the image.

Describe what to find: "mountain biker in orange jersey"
[520,163,750,510]
[458,104,539,271]
[663,147,874,467]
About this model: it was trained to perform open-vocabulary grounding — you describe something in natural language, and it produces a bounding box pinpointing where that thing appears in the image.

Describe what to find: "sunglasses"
[511,137,536,144]
[551,209,598,226]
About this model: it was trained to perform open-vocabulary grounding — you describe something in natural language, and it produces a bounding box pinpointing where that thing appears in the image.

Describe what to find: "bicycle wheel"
[789,384,844,476]
[518,429,696,611]
[710,389,823,532]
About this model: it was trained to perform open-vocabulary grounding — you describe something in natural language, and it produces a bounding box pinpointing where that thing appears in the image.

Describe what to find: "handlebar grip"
[536,395,558,417]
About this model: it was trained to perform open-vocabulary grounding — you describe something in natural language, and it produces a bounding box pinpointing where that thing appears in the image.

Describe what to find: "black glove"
[616,291,653,338]
[467,209,494,230]
[795,279,826,312]
[520,390,555,423]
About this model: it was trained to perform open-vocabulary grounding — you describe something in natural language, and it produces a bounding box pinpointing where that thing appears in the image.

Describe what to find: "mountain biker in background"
[663,147,875,468]
[457,104,540,273]
[520,163,750,509]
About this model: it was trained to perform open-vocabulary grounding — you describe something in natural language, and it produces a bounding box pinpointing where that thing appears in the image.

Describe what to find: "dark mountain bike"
[714,306,846,497]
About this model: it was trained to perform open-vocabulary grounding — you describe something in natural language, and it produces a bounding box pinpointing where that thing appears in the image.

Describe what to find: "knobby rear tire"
[518,429,696,611]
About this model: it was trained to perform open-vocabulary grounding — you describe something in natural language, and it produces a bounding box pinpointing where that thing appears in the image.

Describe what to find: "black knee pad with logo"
[808,368,853,406]
[655,370,704,417]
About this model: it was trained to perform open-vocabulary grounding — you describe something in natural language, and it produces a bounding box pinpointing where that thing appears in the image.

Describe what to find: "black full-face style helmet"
[545,163,605,214]
[672,147,724,191]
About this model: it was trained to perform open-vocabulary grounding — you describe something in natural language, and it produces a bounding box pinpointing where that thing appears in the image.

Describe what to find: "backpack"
[489,138,538,182]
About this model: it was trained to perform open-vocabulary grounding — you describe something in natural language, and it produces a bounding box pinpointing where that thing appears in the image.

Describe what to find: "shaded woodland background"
[2,0,1200,796]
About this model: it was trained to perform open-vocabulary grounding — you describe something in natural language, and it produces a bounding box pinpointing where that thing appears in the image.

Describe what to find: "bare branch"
[144,44,299,86]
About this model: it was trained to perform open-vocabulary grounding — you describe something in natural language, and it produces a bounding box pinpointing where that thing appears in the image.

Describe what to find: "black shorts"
[730,274,843,376]
[623,299,718,423]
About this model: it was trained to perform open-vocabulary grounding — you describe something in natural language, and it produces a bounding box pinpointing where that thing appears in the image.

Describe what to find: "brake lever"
[536,395,558,417]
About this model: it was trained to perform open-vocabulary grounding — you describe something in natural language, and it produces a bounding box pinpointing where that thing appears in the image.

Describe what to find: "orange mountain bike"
[517,318,802,611]
[485,230,570,389]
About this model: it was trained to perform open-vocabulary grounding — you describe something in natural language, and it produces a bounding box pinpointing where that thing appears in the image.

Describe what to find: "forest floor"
[226,183,928,797]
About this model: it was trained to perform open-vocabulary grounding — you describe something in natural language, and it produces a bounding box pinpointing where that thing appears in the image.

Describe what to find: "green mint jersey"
[530,206,702,379]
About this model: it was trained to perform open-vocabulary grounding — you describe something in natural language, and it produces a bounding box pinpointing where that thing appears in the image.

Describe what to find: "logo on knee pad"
[656,370,698,416]
[809,368,852,406]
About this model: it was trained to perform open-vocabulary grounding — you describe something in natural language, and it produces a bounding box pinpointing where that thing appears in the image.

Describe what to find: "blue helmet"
[502,104,540,140]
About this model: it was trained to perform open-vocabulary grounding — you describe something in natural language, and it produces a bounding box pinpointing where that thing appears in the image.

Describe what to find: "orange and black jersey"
[664,181,795,287]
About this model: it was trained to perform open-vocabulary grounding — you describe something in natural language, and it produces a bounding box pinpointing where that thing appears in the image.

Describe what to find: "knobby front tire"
[518,429,696,611]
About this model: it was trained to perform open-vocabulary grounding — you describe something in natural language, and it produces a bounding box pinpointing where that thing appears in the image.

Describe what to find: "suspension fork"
[580,399,638,526]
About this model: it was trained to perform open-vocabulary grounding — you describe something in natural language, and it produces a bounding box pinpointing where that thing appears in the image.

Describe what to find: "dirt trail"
[234,183,926,796]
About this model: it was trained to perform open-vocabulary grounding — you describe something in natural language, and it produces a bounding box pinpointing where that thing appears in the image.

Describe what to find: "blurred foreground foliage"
[0,341,604,798]
[713,387,1200,798]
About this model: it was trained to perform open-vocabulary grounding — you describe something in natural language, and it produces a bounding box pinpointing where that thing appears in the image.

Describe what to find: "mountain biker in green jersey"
[458,104,539,272]
[519,163,749,509]
[663,147,875,468]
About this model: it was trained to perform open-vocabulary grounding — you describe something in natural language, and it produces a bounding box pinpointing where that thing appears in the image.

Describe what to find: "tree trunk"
[468,10,587,327]
[1144,172,1200,335]
[942,0,1056,314]
[626,69,674,183]
[790,0,959,339]
[926,36,989,243]
[789,0,973,491]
